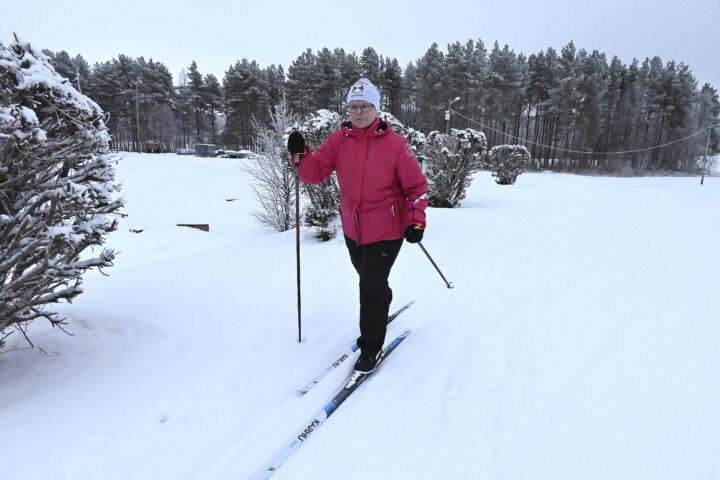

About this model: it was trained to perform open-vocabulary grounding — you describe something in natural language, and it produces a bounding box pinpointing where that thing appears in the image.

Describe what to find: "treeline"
[43,39,720,172]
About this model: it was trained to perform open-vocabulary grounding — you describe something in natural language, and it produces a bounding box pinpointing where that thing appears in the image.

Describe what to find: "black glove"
[287,131,307,156]
[404,223,424,243]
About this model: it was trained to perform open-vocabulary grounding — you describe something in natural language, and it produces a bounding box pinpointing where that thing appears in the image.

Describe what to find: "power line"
[450,109,720,156]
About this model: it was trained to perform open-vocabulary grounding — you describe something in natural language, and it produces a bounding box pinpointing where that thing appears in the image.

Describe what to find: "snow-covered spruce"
[488,144,531,185]
[0,37,124,346]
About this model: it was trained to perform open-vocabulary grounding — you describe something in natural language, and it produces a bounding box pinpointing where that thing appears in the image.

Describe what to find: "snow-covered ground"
[2,153,719,480]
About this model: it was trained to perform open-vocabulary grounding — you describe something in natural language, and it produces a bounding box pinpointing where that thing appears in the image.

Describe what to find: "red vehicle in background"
[145,140,166,153]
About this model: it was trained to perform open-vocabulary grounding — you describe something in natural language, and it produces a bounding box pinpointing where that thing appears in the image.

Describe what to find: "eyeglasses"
[347,104,374,113]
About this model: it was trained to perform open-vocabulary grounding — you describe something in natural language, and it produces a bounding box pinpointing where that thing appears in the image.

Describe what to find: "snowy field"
[1,152,719,480]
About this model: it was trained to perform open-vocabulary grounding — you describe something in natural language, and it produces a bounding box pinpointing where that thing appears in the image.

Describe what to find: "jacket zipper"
[391,203,402,232]
[355,135,370,246]
[355,212,361,245]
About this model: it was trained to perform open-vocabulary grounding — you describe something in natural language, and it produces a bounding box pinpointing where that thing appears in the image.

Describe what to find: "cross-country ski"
[297,301,414,393]
[255,329,412,480]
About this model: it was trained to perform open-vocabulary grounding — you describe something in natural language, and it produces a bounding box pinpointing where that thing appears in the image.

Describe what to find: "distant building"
[194,144,217,157]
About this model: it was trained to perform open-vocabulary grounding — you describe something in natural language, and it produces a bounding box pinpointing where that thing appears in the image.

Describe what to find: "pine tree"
[204,74,222,144]
[695,84,720,159]
[382,58,403,117]
[140,58,175,147]
[642,56,666,169]
[174,80,195,150]
[360,47,381,84]
[663,61,697,169]
[414,43,446,132]
[187,60,206,140]
[527,47,558,165]
[467,39,488,129]
[617,59,645,168]
[0,39,124,346]
[486,43,525,146]
[265,65,287,110]
[222,59,270,148]
[600,56,625,157]
[286,49,317,115]
[314,48,338,110]
[546,42,581,166]
[73,54,92,94]
[444,41,470,130]
[575,50,608,169]
[400,62,418,128]
[335,49,362,107]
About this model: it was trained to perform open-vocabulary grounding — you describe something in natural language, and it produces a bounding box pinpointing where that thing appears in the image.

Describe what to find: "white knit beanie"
[346,78,380,112]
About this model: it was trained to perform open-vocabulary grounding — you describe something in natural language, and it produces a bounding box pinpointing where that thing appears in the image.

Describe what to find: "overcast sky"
[3,0,719,89]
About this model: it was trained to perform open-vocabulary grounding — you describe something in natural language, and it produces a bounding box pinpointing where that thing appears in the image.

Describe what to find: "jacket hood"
[341,117,390,137]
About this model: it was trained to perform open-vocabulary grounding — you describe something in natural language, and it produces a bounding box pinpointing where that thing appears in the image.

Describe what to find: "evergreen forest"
[42,39,720,173]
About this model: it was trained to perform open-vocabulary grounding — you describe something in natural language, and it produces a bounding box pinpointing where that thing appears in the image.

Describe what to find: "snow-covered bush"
[488,144,530,184]
[378,111,427,151]
[422,128,487,207]
[297,109,341,241]
[379,111,427,165]
[0,38,124,346]
[246,98,299,232]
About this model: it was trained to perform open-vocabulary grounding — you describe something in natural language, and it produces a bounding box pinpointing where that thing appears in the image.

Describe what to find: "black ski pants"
[344,235,404,355]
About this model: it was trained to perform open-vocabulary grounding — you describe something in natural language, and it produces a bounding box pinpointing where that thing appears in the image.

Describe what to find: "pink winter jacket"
[296,117,428,245]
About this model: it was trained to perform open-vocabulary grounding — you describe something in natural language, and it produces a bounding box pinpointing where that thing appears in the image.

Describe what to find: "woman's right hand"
[287,131,307,156]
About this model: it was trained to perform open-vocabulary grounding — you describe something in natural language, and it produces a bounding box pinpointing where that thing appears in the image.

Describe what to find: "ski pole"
[294,153,302,342]
[417,241,454,289]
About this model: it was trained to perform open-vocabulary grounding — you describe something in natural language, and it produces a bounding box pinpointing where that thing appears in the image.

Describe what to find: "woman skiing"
[287,78,428,373]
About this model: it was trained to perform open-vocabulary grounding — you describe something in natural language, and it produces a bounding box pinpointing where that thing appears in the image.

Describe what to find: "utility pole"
[445,97,461,134]
[701,124,720,185]
[701,127,711,185]
[135,83,141,153]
